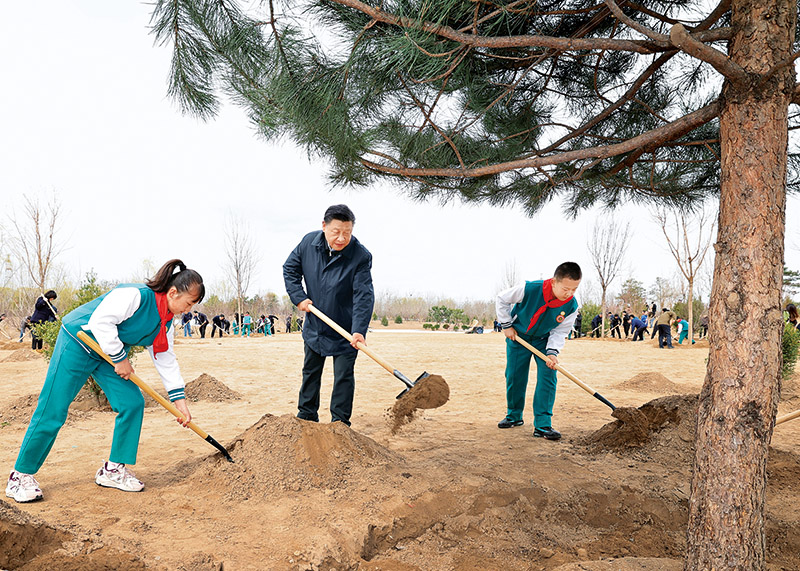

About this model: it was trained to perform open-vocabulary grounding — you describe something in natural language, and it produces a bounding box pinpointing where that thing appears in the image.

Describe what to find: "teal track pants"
[15,332,145,474]
[504,332,558,429]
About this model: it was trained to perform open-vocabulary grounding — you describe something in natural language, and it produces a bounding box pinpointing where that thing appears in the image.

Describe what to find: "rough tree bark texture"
[686,0,795,569]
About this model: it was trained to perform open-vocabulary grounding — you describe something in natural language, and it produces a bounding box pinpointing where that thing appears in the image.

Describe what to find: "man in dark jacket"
[283,204,375,426]
[194,310,209,338]
[30,290,57,350]
[211,314,227,337]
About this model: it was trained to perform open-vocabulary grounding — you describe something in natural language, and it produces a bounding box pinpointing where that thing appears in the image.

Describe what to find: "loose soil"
[389,374,450,433]
[2,348,42,362]
[184,373,242,402]
[1,332,799,570]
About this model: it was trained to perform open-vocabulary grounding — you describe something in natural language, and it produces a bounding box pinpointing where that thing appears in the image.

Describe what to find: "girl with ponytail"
[6,259,204,503]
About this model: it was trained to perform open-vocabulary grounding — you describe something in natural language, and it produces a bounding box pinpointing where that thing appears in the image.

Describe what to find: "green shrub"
[372,312,378,320]
[442,323,450,330]
[783,323,800,379]
[381,316,389,326]
[394,315,403,324]
[423,323,432,330]
[433,323,440,330]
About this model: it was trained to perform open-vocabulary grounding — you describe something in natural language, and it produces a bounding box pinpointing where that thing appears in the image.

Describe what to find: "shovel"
[512,335,617,411]
[776,409,800,426]
[306,304,428,398]
[76,331,234,462]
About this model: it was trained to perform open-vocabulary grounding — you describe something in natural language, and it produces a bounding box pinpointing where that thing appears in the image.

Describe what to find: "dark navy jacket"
[31,297,57,324]
[283,230,374,356]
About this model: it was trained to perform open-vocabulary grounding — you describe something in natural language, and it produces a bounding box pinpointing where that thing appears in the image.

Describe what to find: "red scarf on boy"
[526,279,573,332]
[153,292,174,358]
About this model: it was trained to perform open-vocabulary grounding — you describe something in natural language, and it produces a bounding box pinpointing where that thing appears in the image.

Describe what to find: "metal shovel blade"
[396,371,430,399]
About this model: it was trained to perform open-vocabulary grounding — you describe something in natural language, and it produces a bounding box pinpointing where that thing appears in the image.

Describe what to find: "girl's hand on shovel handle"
[503,328,517,341]
[173,399,192,427]
[114,358,134,380]
[545,354,558,370]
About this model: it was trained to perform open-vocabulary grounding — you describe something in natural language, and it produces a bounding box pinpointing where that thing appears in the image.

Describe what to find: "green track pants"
[504,332,558,429]
[15,331,145,474]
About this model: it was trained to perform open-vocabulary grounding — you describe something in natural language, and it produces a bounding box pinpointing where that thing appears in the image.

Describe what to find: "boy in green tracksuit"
[496,262,581,441]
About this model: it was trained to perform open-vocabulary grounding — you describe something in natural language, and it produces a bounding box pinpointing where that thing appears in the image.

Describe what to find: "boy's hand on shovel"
[114,358,135,380]
[173,399,192,427]
[503,328,517,341]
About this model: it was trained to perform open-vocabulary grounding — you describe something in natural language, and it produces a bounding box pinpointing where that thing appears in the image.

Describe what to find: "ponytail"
[146,259,205,303]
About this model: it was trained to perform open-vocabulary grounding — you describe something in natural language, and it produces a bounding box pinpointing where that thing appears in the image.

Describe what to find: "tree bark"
[685,0,794,568]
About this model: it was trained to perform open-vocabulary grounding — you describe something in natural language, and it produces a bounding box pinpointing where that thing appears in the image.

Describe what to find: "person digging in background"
[6,259,203,503]
[283,204,374,427]
[30,290,58,350]
[496,262,581,441]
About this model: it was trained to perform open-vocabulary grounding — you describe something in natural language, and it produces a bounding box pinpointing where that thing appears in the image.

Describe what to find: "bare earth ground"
[2,327,800,570]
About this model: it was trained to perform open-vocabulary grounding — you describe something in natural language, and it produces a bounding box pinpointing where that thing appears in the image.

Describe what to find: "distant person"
[267,314,279,335]
[676,317,695,344]
[194,310,209,338]
[285,315,292,333]
[590,314,602,338]
[5,259,203,503]
[699,313,709,338]
[19,316,31,342]
[655,307,677,348]
[571,311,583,339]
[622,311,631,338]
[495,262,581,441]
[786,305,800,331]
[181,311,193,337]
[283,204,374,426]
[211,314,227,337]
[631,314,649,341]
[30,290,58,350]
[609,313,621,338]
[242,312,252,337]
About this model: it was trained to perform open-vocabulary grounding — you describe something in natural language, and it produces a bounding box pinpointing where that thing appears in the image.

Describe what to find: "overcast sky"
[2,2,799,303]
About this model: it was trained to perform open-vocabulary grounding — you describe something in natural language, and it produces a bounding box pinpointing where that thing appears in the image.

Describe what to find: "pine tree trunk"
[685,0,794,568]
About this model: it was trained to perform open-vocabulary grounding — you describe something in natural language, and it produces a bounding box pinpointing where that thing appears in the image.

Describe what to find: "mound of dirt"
[584,394,699,464]
[2,347,42,362]
[615,372,685,393]
[389,374,450,433]
[184,373,242,402]
[187,413,405,500]
[0,340,25,350]
[0,393,38,424]
[0,500,146,570]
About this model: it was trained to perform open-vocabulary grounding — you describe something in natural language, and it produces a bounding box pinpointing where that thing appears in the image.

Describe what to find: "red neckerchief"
[526,279,573,332]
[153,292,174,358]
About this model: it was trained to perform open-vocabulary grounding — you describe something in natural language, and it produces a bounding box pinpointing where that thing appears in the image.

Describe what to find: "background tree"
[587,220,630,337]
[784,265,800,300]
[616,277,647,313]
[151,0,799,566]
[7,194,64,292]
[653,207,715,343]
[224,215,259,322]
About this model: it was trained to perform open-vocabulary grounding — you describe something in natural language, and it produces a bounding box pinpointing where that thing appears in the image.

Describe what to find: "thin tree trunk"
[687,277,693,343]
[601,288,607,338]
[685,1,794,568]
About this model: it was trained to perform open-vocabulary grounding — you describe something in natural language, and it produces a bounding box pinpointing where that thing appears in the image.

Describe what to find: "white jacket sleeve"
[496,283,526,328]
[84,288,141,363]
[147,326,185,401]
[546,309,578,356]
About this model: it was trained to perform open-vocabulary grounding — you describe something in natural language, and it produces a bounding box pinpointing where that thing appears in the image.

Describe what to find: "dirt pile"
[0,500,145,570]
[615,372,685,393]
[389,374,450,433]
[187,413,405,500]
[0,393,38,424]
[1,340,24,350]
[2,347,42,362]
[584,394,699,464]
[184,373,242,402]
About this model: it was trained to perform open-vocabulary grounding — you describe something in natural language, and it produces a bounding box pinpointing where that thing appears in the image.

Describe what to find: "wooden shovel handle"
[305,304,394,375]
[513,335,599,397]
[76,331,209,440]
[776,409,800,426]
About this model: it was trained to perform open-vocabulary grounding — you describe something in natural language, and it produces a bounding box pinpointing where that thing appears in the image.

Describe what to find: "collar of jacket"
[312,230,357,260]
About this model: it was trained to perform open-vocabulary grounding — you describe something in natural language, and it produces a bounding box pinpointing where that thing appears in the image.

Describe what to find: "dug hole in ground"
[1,331,800,570]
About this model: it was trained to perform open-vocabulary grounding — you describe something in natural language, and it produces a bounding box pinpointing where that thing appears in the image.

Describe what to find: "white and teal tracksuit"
[496,280,578,429]
[14,284,186,474]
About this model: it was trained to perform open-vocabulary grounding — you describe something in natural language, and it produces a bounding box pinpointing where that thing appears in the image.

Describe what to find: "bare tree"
[587,220,631,337]
[654,208,715,342]
[7,195,64,292]
[224,215,259,323]
[497,260,519,292]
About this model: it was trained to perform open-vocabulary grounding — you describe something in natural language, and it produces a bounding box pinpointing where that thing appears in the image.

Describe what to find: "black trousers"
[31,334,43,350]
[297,344,358,425]
[199,323,208,338]
[211,324,224,337]
[632,326,647,341]
[657,324,673,348]
[623,323,630,337]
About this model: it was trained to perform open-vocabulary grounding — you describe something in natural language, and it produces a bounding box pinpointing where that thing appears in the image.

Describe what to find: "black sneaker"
[498,417,524,429]
[533,427,562,440]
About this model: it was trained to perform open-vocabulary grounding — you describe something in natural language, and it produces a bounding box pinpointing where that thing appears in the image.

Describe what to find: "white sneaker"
[95,461,144,492]
[6,470,43,502]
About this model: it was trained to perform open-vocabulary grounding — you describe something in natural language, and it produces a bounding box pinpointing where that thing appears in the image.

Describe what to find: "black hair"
[788,304,799,321]
[323,204,356,224]
[554,262,582,281]
[44,290,57,300]
[146,259,205,303]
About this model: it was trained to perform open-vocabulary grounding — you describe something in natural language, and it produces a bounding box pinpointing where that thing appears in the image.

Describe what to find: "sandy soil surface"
[1,331,800,570]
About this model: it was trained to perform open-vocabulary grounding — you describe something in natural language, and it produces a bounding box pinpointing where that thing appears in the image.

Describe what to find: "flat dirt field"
[2,329,800,570]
